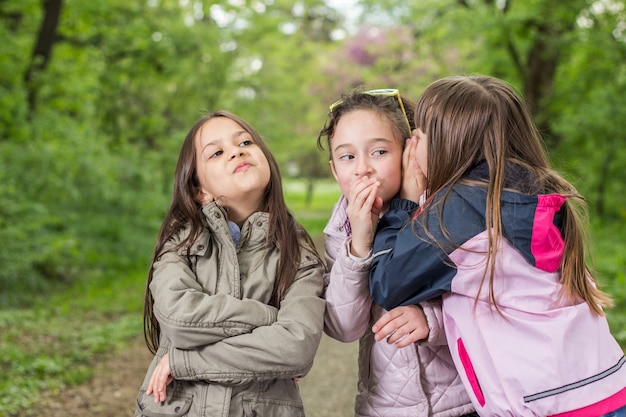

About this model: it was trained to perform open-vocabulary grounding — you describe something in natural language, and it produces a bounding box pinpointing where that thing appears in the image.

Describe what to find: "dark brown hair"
[317,87,416,159]
[143,110,319,354]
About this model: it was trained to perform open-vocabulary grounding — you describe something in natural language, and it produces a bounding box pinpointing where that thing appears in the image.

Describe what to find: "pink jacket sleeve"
[323,232,373,342]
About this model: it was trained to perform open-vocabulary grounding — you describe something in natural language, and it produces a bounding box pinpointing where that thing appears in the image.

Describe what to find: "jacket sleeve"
[369,196,462,311]
[417,298,447,346]
[168,254,325,384]
[322,231,373,343]
[150,236,278,349]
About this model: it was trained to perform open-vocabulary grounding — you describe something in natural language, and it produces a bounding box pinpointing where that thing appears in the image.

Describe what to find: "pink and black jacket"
[370,163,626,416]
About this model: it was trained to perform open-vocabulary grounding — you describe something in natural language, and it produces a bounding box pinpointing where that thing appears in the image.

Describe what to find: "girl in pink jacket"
[370,76,626,416]
[317,88,476,417]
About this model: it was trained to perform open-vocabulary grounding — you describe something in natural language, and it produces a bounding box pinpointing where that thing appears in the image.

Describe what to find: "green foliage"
[0,0,344,303]
[550,29,626,219]
[0,265,145,416]
[0,0,625,413]
[0,178,336,416]
[592,220,626,344]
[0,138,79,303]
[0,111,165,306]
[285,179,341,233]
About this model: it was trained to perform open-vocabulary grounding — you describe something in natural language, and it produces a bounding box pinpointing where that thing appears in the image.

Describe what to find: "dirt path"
[25,334,358,417]
[25,236,359,417]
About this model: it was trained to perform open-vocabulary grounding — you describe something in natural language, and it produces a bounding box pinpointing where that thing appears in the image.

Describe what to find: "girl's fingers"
[377,322,418,346]
[394,329,420,348]
[362,182,379,208]
[400,137,424,202]
[146,354,172,403]
[373,305,429,346]
[348,180,379,216]
[156,379,167,402]
[349,177,378,204]
[372,308,399,333]
[146,379,154,395]
[402,137,415,169]
[372,314,405,342]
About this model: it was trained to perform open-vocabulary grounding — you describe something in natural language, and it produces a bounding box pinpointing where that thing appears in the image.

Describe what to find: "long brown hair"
[414,75,611,315]
[143,110,319,354]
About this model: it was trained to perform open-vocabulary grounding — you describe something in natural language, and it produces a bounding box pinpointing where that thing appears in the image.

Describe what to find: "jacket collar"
[323,195,351,238]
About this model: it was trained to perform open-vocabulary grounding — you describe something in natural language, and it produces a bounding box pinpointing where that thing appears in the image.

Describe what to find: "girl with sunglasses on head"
[318,88,476,417]
[369,76,626,416]
[135,110,326,417]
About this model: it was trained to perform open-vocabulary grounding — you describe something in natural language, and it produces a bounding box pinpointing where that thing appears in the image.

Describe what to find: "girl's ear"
[196,189,213,205]
[329,160,339,182]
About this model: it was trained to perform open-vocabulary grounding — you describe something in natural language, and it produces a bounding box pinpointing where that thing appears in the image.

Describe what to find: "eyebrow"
[332,137,395,153]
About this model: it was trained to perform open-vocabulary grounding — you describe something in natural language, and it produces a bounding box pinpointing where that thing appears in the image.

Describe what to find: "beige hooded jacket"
[135,203,326,417]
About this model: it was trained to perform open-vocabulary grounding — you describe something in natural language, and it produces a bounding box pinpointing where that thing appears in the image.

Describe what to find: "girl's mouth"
[234,162,251,173]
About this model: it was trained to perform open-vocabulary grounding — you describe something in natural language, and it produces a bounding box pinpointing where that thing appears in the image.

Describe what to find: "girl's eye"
[209,150,223,159]
[338,154,354,161]
[373,149,387,156]
[239,139,253,147]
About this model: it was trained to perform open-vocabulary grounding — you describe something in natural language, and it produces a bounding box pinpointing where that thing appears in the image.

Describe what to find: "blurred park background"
[1,0,625,415]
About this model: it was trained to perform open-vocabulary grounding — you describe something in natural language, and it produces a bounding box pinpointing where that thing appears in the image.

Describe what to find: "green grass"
[0,178,624,416]
[285,179,341,235]
[0,267,146,416]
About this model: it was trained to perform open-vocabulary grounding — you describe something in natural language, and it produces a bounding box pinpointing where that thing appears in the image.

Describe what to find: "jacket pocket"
[457,337,485,407]
[135,388,193,417]
[242,397,304,417]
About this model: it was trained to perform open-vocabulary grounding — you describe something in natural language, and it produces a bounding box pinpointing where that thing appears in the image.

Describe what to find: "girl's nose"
[229,147,244,159]
[355,158,373,177]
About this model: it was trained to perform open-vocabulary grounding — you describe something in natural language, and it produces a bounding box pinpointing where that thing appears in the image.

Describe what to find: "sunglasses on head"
[329,88,411,133]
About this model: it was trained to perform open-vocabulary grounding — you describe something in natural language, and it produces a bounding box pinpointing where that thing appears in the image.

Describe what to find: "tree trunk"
[523,25,559,144]
[23,0,63,112]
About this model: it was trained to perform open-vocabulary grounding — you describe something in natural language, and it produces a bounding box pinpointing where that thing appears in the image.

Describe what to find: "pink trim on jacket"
[548,386,626,417]
[531,194,566,272]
